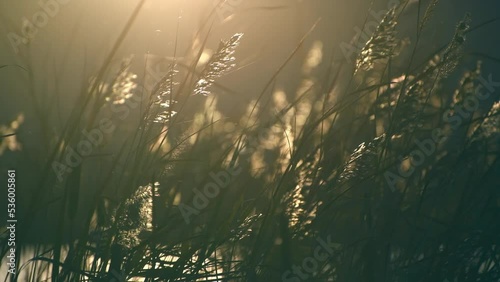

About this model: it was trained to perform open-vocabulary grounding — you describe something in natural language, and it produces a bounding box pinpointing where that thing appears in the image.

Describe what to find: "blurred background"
[1,0,500,280]
[2,0,500,202]
[2,0,500,258]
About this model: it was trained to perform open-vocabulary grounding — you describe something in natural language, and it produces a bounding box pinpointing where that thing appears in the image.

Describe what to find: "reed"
[1,0,500,281]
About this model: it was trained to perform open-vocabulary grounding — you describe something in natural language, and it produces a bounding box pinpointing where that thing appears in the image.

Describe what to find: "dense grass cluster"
[1,0,500,281]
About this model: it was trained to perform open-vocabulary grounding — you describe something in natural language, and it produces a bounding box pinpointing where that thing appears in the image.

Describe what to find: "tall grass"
[1,0,500,281]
